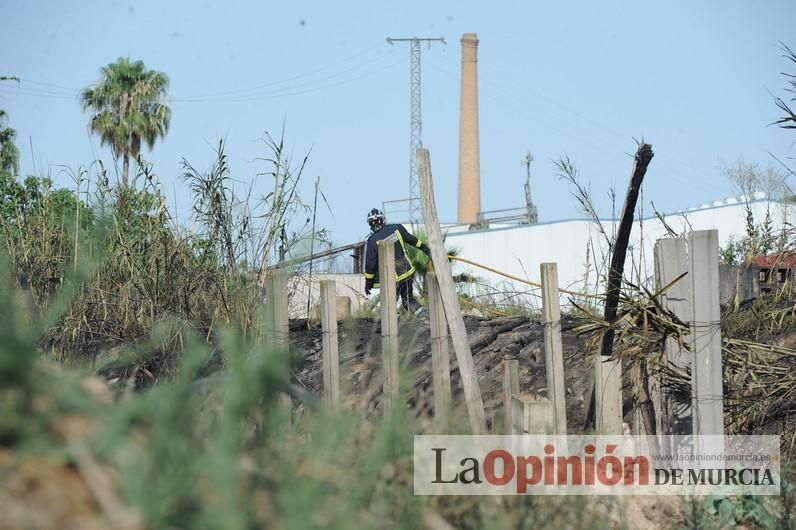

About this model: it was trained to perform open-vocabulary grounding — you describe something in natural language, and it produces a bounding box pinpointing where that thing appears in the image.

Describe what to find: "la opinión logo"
[431,443,649,493]
[413,435,781,496]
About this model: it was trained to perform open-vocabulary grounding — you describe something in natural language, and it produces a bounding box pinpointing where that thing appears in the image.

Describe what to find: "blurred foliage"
[0,249,625,528]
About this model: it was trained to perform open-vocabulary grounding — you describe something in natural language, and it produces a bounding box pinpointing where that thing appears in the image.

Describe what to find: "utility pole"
[386,36,445,226]
[522,152,539,224]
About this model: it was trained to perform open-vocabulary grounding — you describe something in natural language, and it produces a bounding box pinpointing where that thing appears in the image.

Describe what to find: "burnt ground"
[288,315,593,432]
[8,315,790,529]
[284,314,793,528]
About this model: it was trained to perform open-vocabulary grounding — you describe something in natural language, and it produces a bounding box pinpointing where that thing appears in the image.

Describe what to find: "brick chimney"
[457,32,481,225]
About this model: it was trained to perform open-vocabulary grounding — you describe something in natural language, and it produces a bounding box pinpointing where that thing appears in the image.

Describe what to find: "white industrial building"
[290,194,790,317]
[443,194,791,310]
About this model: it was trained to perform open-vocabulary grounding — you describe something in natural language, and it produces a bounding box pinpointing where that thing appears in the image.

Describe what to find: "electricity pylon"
[386,36,445,225]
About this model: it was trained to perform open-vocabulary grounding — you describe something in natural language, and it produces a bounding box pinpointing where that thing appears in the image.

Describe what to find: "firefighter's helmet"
[366,208,385,230]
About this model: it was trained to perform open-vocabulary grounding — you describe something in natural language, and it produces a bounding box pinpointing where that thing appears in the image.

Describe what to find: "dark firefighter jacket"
[364,224,428,288]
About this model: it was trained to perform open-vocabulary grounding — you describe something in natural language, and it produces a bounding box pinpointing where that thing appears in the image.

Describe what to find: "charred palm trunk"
[602,143,654,434]
[586,143,655,432]
[600,143,654,358]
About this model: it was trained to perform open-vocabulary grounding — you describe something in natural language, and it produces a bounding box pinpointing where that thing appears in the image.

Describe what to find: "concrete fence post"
[688,230,724,436]
[594,357,623,435]
[511,395,556,435]
[320,280,340,406]
[427,271,452,419]
[265,268,291,412]
[501,359,556,435]
[378,239,400,411]
[265,268,289,350]
[654,238,692,435]
[541,262,568,435]
[501,360,520,434]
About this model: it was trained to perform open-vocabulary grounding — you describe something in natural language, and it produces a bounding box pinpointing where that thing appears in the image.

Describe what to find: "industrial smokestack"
[457,32,481,225]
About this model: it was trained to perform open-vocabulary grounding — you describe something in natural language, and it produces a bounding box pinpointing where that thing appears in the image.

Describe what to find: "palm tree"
[81,57,171,188]
[407,230,477,296]
[0,110,19,175]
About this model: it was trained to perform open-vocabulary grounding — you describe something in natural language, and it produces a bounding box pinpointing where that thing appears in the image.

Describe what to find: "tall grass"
[0,245,624,528]
[0,132,329,366]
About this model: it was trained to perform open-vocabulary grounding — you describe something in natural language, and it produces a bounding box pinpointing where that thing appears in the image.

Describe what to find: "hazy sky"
[2,0,795,246]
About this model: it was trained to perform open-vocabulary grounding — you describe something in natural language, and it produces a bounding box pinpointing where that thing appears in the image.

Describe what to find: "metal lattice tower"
[386,36,445,225]
[523,152,539,224]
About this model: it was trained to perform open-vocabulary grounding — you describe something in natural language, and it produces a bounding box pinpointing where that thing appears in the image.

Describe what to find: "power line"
[176,43,386,100]
[19,78,80,92]
[0,86,77,99]
[0,56,402,104]
[173,46,397,102]
[172,58,402,103]
[425,55,718,193]
[481,63,715,179]
[6,44,397,104]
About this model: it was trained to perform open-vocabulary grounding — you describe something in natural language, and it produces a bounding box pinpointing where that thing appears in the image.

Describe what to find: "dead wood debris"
[571,281,796,451]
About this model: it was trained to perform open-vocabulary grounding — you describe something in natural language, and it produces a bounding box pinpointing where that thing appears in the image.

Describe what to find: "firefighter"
[363,208,430,312]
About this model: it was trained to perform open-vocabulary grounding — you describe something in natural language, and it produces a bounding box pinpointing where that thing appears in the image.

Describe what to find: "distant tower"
[386,36,445,225]
[458,33,481,225]
[523,152,539,224]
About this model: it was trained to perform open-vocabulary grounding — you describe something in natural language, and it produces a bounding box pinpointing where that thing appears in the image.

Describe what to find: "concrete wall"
[719,265,759,307]
[289,273,366,319]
